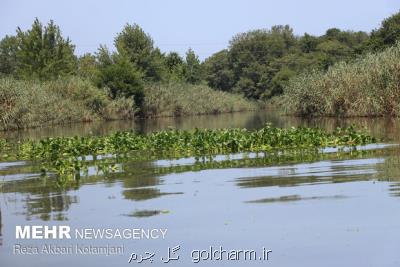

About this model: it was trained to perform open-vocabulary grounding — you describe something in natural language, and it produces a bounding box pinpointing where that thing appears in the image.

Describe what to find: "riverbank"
[282,42,400,117]
[0,77,257,131]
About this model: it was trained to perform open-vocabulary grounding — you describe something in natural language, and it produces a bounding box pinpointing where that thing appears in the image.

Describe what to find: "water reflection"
[4,110,400,142]
[22,193,78,221]
[235,158,383,189]
[123,188,182,201]
[124,209,163,218]
[1,111,400,267]
[246,194,349,204]
[0,111,277,140]
[1,144,400,222]
[0,207,2,246]
[389,183,400,197]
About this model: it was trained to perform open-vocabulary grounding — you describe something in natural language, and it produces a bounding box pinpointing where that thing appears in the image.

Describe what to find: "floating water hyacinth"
[1,124,378,183]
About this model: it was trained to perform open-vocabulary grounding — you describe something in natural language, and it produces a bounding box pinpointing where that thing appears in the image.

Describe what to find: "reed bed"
[143,83,256,117]
[0,78,256,131]
[283,42,400,117]
[0,77,134,131]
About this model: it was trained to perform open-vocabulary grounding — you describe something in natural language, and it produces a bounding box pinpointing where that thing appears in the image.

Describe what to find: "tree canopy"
[203,25,372,99]
[12,18,76,79]
[1,11,400,102]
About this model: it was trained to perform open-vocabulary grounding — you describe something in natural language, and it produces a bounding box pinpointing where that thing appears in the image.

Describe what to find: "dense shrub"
[142,82,256,117]
[0,77,137,130]
[0,77,256,131]
[283,42,400,117]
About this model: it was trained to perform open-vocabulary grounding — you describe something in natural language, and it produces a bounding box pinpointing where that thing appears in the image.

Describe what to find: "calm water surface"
[1,111,400,266]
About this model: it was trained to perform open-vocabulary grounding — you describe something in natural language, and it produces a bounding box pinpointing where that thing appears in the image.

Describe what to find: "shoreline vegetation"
[0,125,377,183]
[282,42,400,117]
[0,11,399,132]
[0,77,256,131]
[0,19,259,132]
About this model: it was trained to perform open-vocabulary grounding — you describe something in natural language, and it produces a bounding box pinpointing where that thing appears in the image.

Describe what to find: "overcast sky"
[1,0,399,60]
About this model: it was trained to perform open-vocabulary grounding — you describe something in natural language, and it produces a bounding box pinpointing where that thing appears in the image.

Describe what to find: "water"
[1,111,400,267]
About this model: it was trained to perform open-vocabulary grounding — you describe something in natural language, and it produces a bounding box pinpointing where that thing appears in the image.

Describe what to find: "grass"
[2,124,376,183]
[143,82,257,117]
[0,78,256,131]
[0,77,135,131]
[283,41,400,117]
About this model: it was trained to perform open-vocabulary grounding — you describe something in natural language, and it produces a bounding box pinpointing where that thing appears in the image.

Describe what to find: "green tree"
[184,48,202,84]
[316,40,352,69]
[15,18,77,79]
[96,46,144,107]
[367,11,400,50]
[115,23,165,81]
[77,53,99,81]
[299,33,319,53]
[227,25,297,99]
[234,77,257,98]
[0,35,18,77]
[268,67,295,98]
[203,50,234,91]
[203,23,370,99]
[164,52,184,81]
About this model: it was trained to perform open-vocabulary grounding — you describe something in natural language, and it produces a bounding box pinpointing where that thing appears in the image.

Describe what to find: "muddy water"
[1,111,400,266]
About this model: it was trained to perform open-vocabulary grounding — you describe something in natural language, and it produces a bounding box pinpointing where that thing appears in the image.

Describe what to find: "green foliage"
[0,77,92,130]
[115,23,165,81]
[203,50,235,91]
[203,24,370,99]
[269,67,295,97]
[2,13,399,108]
[227,25,297,99]
[0,76,254,130]
[0,138,6,152]
[316,40,352,67]
[77,53,99,81]
[299,33,319,53]
[0,35,18,76]
[164,52,185,81]
[3,13,400,121]
[367,11,400,51]
[142,82,255,117]
[183,48,203,84]
[283,41,400,117]
[15,18,77,79]
[16,125,377,180]
[0,77,135,131]
[96,46,144,107]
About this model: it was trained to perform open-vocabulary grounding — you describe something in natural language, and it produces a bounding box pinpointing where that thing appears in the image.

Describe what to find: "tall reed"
[143,82,256,117]
[0,77,136,131]
[283,42,400,117]
[0,78,256,131]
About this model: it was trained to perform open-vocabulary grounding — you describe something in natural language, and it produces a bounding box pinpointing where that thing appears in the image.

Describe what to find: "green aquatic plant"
[0,138,5,150]
[0,138,10,158]
[13,124,377,182]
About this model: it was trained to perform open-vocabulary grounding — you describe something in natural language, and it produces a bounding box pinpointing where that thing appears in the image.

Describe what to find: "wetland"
[1,111,400,266]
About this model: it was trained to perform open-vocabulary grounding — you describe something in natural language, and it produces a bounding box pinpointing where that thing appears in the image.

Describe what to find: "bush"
[102,97,138,120]
[0,77,137,130]
[142,82,256,117]
[0,77,255,131]
[283,42,400,117]
[96,47,144,107]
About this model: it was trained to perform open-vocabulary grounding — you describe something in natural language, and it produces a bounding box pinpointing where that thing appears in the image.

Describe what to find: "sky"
[1,0,400,60]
